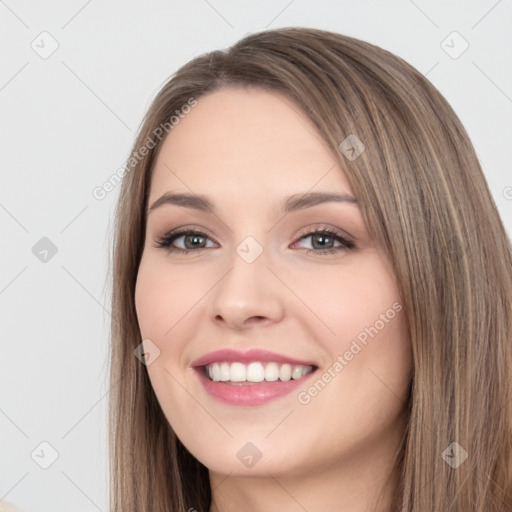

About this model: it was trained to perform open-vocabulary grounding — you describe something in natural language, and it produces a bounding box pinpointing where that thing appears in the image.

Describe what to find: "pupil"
[312,234,332,249]
[185,234,205,249]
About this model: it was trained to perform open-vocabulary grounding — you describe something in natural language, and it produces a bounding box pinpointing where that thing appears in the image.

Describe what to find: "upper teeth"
[205,362,314,382]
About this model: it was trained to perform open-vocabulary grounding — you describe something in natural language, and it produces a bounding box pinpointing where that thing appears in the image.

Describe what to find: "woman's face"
[135,87,412,479]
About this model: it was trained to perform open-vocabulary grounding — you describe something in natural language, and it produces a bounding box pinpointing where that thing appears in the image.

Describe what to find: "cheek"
[320,302,411,433]
[134,256,204,340]
[293,257,402,346]
[134,257,202,425]
[135,261,167,339]
[299,257,411,403]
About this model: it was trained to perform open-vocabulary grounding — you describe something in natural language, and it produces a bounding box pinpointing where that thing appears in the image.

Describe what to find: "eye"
[153,228,217,254]
[291,226,355,255]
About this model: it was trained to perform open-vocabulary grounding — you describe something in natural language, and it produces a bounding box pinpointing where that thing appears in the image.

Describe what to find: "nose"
[207,249,285,331]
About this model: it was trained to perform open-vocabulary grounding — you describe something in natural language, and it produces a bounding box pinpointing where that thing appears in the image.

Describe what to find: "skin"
[134,86,413,512]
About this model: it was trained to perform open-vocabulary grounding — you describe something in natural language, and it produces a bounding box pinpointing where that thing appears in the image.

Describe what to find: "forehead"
[149,87,354,204]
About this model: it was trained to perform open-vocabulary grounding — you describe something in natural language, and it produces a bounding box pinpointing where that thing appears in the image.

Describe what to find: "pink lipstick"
[191,349,317,407]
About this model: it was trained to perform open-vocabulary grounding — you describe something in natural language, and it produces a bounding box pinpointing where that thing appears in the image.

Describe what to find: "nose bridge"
[207,236,284,328]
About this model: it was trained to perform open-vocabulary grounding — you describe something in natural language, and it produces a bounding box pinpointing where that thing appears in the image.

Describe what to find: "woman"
[108,27,512,511]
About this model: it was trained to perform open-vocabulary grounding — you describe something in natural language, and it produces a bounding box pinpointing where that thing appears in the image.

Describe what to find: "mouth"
[191,349,318,406]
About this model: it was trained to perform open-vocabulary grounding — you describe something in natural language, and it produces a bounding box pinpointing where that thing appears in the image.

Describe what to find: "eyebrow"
[147,191,359,215]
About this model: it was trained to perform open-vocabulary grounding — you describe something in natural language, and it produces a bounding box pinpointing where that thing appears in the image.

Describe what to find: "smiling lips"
[191,348,318,406]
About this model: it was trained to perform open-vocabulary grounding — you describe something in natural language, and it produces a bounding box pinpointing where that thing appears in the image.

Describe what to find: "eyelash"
[153,225,356,256]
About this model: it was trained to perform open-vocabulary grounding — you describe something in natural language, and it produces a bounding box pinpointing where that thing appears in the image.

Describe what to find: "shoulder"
[0,501,27,512]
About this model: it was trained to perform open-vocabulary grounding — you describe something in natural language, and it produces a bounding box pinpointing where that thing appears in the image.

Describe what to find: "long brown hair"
[108,27,512,511]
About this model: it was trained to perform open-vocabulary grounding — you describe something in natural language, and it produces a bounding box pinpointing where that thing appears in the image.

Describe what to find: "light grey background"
[1,1,511,511]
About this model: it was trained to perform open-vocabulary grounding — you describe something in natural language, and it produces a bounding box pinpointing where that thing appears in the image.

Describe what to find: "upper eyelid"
[295,225,353,240]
